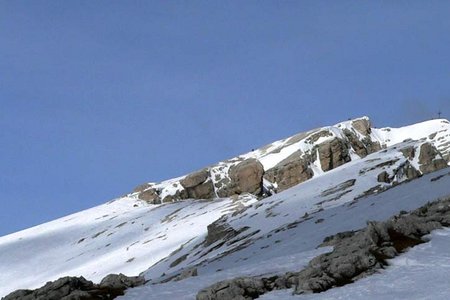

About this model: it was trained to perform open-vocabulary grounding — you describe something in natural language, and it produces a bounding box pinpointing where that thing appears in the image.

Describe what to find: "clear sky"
[1,1,450,236]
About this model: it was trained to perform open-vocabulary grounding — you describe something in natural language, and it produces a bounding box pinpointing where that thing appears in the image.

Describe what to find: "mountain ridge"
[1,116,450,299]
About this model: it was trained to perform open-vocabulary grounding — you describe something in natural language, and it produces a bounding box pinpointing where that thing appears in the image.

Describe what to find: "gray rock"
[400,145,416,160]
[205,216,237,246]
[196,277,267,300]
[99,273,145,289]
[377,171,390,183]
[3,274,146,300]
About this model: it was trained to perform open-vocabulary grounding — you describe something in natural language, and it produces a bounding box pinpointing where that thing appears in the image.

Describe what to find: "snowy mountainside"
[1,117,450,299]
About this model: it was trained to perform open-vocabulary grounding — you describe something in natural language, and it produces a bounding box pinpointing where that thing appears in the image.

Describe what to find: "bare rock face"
[418,143,448,174]
[318,138,351,172]
[228,159,264,196]
[351,118,371,135]
[343,129,381,158]
[180,169,215,199]
[264,151,313,192]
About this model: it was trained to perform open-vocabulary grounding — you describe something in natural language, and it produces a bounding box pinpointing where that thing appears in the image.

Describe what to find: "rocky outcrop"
[351,118,371,136]
[264,151,313,192]
[418,143,448,174]
[205,215,238,246]
[227,159,264,196]
[196,277,269,300]
[131,118,448,204]
[180,169,215,199]
[377,171,390,183]
[317,138,351,172]
[3,274,145,300]
[392,160,420,181]
[137,188,160,204]
[197,196,450,299]
[400,145,415,160]
[343,129,381,158]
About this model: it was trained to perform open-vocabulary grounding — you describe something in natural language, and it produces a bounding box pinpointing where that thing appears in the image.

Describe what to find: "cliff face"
[131,117,450,203]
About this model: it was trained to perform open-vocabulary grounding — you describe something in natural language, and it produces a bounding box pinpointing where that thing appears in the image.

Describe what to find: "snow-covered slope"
[1,117,450,299]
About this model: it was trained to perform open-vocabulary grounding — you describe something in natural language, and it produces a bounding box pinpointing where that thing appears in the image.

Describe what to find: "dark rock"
[205,216,238,246]
[400,146,415,160]
[3,274,146,300]
[377,171,390,183]
[99,273,145,289]
[196,277,267,300]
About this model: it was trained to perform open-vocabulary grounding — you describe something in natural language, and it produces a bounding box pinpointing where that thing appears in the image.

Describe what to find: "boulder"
[180,169,215,199]
[318,138,351,172]
[180,169,209,188]
[99,273,145,289]
[137,188,160,204]
[264,151,313,192]
[227,159,264,196]
[196,277,267,300]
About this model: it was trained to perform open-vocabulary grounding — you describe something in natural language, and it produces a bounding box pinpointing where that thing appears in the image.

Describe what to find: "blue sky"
[1,1,450,236]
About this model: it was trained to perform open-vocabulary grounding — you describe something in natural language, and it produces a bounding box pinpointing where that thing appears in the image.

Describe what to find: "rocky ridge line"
[130,118,450,204]
[2,274,145,300]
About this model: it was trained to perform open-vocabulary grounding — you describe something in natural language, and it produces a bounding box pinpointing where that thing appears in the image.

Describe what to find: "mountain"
[1,116,450,299]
